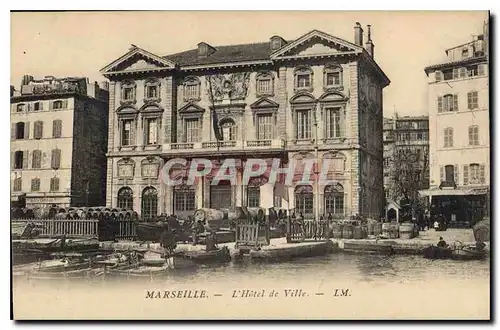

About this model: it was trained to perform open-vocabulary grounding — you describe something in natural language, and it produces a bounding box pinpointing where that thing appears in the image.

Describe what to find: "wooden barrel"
[342,224,354,239]
[388,223,399,239]
[194,208,226,231]
[353,226,367,239]
[226,207,246,220]
[373,222,382,236]
[399,222,414,239]
[331,222,343,239]
[473,220,490,242]
[382,223,391,236]
[246,207,265,222]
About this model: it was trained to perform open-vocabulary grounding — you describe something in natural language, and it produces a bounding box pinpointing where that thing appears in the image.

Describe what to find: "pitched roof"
[164,41,290,66]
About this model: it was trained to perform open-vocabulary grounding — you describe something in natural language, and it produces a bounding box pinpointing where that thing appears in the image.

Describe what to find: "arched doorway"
[117,187,133,210]
[141,186,158,220]
[294,185,313,218]
[387,208,397,222]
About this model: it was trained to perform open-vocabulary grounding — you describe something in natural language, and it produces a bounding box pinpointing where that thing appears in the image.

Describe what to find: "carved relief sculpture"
[206,73,251,102]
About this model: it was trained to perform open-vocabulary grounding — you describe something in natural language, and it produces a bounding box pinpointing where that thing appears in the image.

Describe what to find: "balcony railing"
[162,139,286,153]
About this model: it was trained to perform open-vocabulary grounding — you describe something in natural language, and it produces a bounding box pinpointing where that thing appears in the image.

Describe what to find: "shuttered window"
[13,178,22,191]
[34,121,44,139]
[50,177,60,191]
[468,125,479,146]
[51,149,61,169]
[32,150,42,169]
[31,178,40,192]
[467,91,478,109]
[444,128,453,148]
[52,120,62,138]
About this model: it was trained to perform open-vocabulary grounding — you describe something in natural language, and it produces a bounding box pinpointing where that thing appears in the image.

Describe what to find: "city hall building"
[100,24,390,220]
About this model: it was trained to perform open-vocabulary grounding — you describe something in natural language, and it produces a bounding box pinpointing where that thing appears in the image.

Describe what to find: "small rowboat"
[451,248,487,261]
[422,245,452,259]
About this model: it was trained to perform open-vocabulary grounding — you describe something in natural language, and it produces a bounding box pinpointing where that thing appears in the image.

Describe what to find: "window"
[325,107,341,138]
[32,150,42,169]
[173,185,196,214]
[13,178,22,192]
[297,74,311,88]
[185,118,200,143]
[435,71,443,82]
[14,151,24,169]
[257,114,272,140]
[468,125,479,146]
[452,68,459,80]
[296,109,312,139]
[465,163,486,185]
[462,48,469,57]
[438,94,458,112]
[256,73,273,95]
[34,102,43,111]
[324,184,344,216]
[52,120,62,138]
[384,157,391,167]
[477,64,485,76]
[50,177,60,191]
[323,64,342,88]
[294,185,314,217]
[51,149,61,169]
[443,165,455,183]
[31,178,40,192]
[33,121,44,139]
[16,104,25,112]
[123,87,134,100]
[183,77,200,100]
[459,67,467,78]
[295,67,313,90]
[467,91,478,109]
[444,127,453,148]
[145,118,158,145]
[141,187,158,220]
[326,72,341,86]
[247,186,260,207]
[220,119,236,141]
[117,187,133,210]
[52,100,63,109]
[146,85,158,99]
[121,120,133,146]
[15,122,25,139]
[210,182,232,209]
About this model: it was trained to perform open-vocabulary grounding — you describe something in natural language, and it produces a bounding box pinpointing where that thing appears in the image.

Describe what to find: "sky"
[10,11,488,117]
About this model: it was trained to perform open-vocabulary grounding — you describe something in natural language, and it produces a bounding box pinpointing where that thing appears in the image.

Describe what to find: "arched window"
[294,185,313,217]
[220,118,237,141]
[256,72,274,96]
[324,184,344,216]
[183,76,201,101]
[141,187,158,220]
[294,66,313,92]
[323,64,343,88]
[173,184,196,214]
[117,187,134,210]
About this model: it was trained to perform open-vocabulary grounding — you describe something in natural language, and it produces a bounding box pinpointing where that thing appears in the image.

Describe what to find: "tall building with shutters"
[421,18,490,226]
[10,75,109,209]
[101,24,390,220]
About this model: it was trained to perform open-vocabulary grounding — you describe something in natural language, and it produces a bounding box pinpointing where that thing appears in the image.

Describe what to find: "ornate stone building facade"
[10,75,109,208]
[101,25,390,220]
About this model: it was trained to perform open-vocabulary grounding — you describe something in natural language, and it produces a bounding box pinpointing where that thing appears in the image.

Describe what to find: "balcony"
[162,139,286,155]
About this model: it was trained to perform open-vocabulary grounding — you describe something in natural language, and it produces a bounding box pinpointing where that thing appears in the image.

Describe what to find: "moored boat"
[422,245,452,259]
[451,248,487,261]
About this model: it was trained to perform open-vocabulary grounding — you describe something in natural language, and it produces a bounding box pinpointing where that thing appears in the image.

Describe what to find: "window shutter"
[39,122,44,138]
[11,123,16,139]
[435,71,442,82]
[63,99,68,109]
[453,94,458,111]
[477,64,485,76]
[39,102,44,110]
[130,122,136,145]
[480,165,486,184]
[440,166,444,183]
[25,121,30,139]
[467,92,472,109]
[437,96,443,113]
[453,68,459,79]
[463,165,469,185]
[10,152,14,169]
[454,164,458,184]
[49,101,53,110]
[23,150,29,169]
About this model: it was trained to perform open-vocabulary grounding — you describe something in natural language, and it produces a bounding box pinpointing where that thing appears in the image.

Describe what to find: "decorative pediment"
[290,92,316,105]
[116,105,139,114]
[178,102,205,114]
[100,46,176,77]
[270,30,362,60]
[250,97,279,109]
[318,91,348,103]
[139,103,164,113]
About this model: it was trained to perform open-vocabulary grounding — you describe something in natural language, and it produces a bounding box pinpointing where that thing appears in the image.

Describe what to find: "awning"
[418,186,489,197]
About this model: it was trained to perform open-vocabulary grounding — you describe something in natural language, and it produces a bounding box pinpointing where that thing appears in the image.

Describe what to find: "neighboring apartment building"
[100,24,390,220]
[383,115,429,202]
[10,75,109,209]
[422,19,489,225]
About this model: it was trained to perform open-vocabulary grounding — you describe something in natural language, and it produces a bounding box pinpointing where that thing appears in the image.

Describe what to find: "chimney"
[21,75,33,87]
[354,22,364,46]
[365,25,374,58]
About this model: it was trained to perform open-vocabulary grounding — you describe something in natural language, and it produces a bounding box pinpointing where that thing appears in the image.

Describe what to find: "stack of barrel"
[193,206,266,232]
[366,218,383,237]
[382,222,400,239]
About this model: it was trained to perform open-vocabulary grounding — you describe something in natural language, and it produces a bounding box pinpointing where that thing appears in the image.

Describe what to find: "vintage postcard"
[10,10,490,320]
